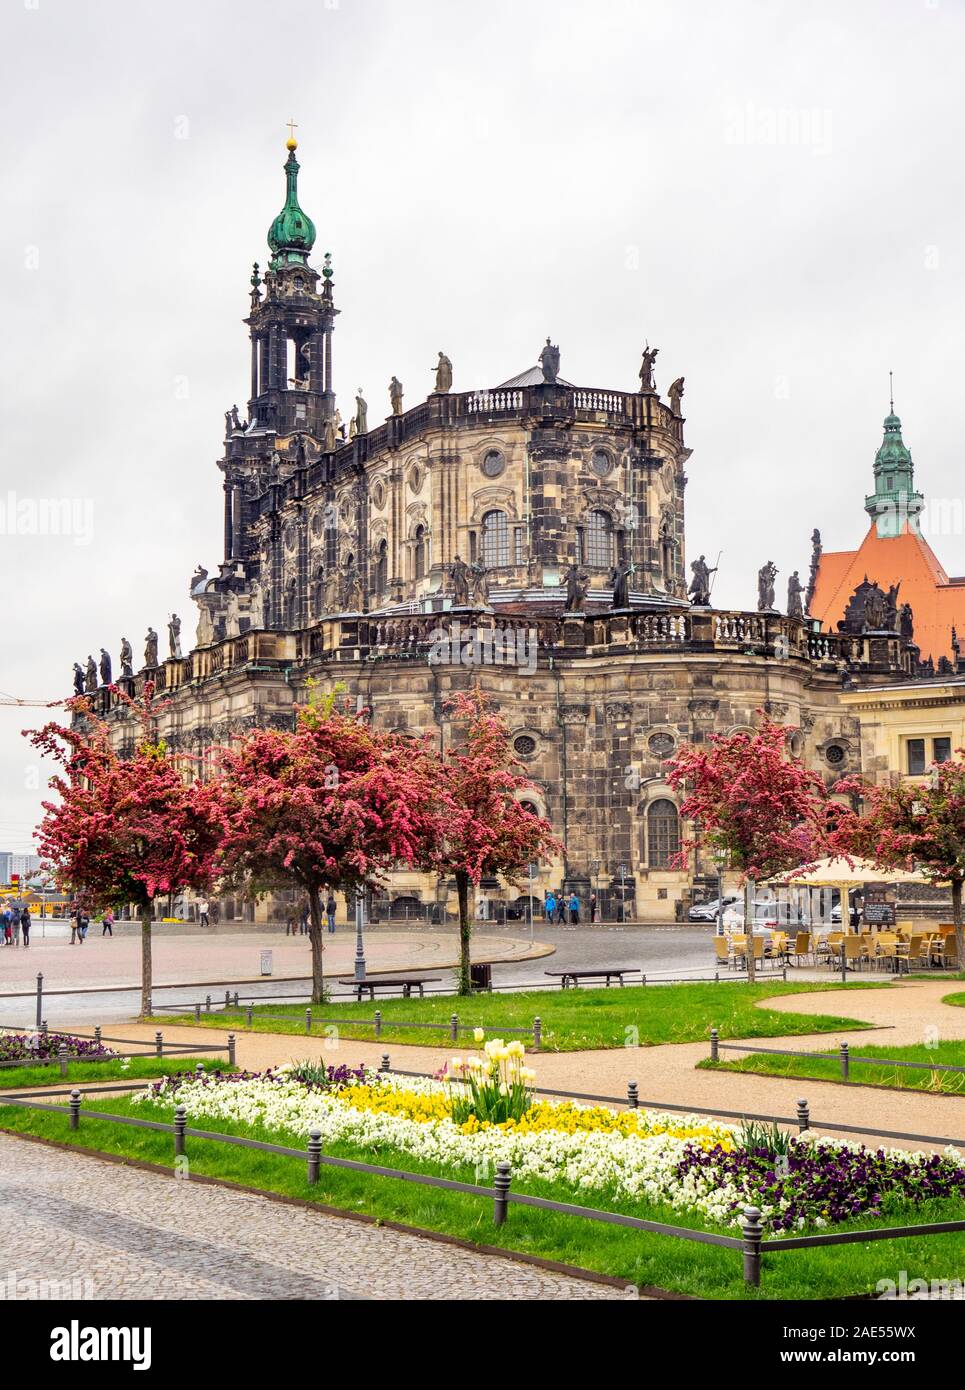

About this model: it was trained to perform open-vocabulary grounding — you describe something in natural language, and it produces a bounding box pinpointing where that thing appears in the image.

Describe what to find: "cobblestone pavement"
[0,1134,626,1301]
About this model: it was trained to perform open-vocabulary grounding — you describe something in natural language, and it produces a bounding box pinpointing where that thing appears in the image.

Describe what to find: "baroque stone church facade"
[88,137,923,922]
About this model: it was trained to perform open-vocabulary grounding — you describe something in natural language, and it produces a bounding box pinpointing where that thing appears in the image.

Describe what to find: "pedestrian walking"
[2,905,12,945]
[569,892,581,925]
[20,906,30,948]
[69,903,79,944]
[78,910,89,943]
[285,912,297,936]
[197,898,210,928]
[102,909,114,936]
[554,892,566,925]
[325,892,337,934]
[589,892,598,924]
[544,892,556,924]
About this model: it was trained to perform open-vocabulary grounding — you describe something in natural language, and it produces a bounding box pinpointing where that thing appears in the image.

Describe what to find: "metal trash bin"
[469,962,492,992]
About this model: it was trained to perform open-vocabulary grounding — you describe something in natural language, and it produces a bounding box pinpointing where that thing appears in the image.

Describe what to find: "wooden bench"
[544,967,635,989]
[337,975,441,1002]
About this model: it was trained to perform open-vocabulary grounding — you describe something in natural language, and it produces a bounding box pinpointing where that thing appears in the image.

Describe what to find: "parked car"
[688,896,740,922]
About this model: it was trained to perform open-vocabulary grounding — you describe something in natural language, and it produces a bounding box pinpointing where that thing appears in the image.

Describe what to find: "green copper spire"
[864,376,923,537]
[267,133,316,268]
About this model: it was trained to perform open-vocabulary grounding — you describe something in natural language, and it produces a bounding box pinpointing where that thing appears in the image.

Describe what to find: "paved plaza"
[0,923,728,1025]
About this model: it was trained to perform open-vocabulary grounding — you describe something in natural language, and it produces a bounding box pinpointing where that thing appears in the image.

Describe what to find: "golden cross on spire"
[286,117,298,143]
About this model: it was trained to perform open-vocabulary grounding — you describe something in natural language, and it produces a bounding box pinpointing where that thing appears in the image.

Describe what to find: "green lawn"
[943,989,965,1006]
[702,1039,965,1096]
[2,1092,962,1300]
[156,980,885,1052]
[0,1057,225,1091]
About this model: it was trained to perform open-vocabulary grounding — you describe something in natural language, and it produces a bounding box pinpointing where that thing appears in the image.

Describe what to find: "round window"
[825,743,845,766]
[590,448,613,478]
[371,480,386,510]
[283,522,297,552]
[481,449,505,479]
[409,465,423,493]
[648,732,676,757]
[513,735,537,757]
[310,510,323,538]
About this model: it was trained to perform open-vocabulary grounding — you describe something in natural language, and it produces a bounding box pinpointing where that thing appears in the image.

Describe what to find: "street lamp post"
[713,847,728,937]
[527,862,537,943]
[354,888,367,983]
[619,863,627,924]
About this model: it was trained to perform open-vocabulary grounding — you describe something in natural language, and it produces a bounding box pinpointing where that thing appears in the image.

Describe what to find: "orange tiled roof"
[810,523,965,665]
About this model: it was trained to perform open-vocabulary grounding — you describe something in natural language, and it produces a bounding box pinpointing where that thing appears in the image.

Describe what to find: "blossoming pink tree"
[26,686,223,1016]
[832,751,965,968]
[666,716,831,982]
[215,695,444,1002]
[431,691,563,995]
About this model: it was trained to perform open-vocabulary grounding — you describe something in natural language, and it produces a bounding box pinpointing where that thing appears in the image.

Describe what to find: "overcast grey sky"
[2,0,964,855]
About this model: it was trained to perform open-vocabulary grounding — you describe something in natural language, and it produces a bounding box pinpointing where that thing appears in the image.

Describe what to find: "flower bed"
[133,1051,965,1236]
[0,1031,117,1064]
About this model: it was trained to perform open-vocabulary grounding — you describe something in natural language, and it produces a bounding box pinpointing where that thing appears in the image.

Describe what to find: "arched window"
[647,799,679,868]
[413,526,426,581]
[585,510,613,568]
[374,540,388,595]
[481,509,509,567]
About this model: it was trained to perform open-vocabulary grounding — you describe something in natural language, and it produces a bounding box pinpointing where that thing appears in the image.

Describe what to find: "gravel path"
[0,1134,625,1301]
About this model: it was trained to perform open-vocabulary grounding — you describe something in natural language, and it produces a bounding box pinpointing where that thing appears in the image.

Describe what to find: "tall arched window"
[647,799,679,868]
[585,510,613,568]
[374,540,388,595]
[481,509,509,567]
[413,525,426,581]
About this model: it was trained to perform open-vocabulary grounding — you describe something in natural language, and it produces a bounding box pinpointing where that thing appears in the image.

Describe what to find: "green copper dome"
[865,399,923,536]
[874,410,912,469]
[267,141,316,266]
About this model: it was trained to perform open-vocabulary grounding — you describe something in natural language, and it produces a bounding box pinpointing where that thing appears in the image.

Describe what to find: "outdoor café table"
[338,975,441,1002]
[544,967,636,989]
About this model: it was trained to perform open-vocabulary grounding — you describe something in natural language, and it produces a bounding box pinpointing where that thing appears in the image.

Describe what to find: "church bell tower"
[244,129,337,437]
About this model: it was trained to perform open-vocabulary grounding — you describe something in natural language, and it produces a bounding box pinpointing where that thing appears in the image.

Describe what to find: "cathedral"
[86,135,931,923]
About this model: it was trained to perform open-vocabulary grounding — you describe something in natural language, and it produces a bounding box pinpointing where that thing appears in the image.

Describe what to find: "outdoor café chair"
[792,931,812,965]
[713,937,732,969]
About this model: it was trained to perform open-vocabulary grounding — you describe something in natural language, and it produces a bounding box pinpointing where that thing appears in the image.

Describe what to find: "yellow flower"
[473,1027,485,1043]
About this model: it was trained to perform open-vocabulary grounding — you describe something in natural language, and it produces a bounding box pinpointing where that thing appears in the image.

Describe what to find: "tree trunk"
[307,883,326,1004]
[744,878,756,984]
[455,869,472,996]
[140,903,153,1018]
[953,877,964,978]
